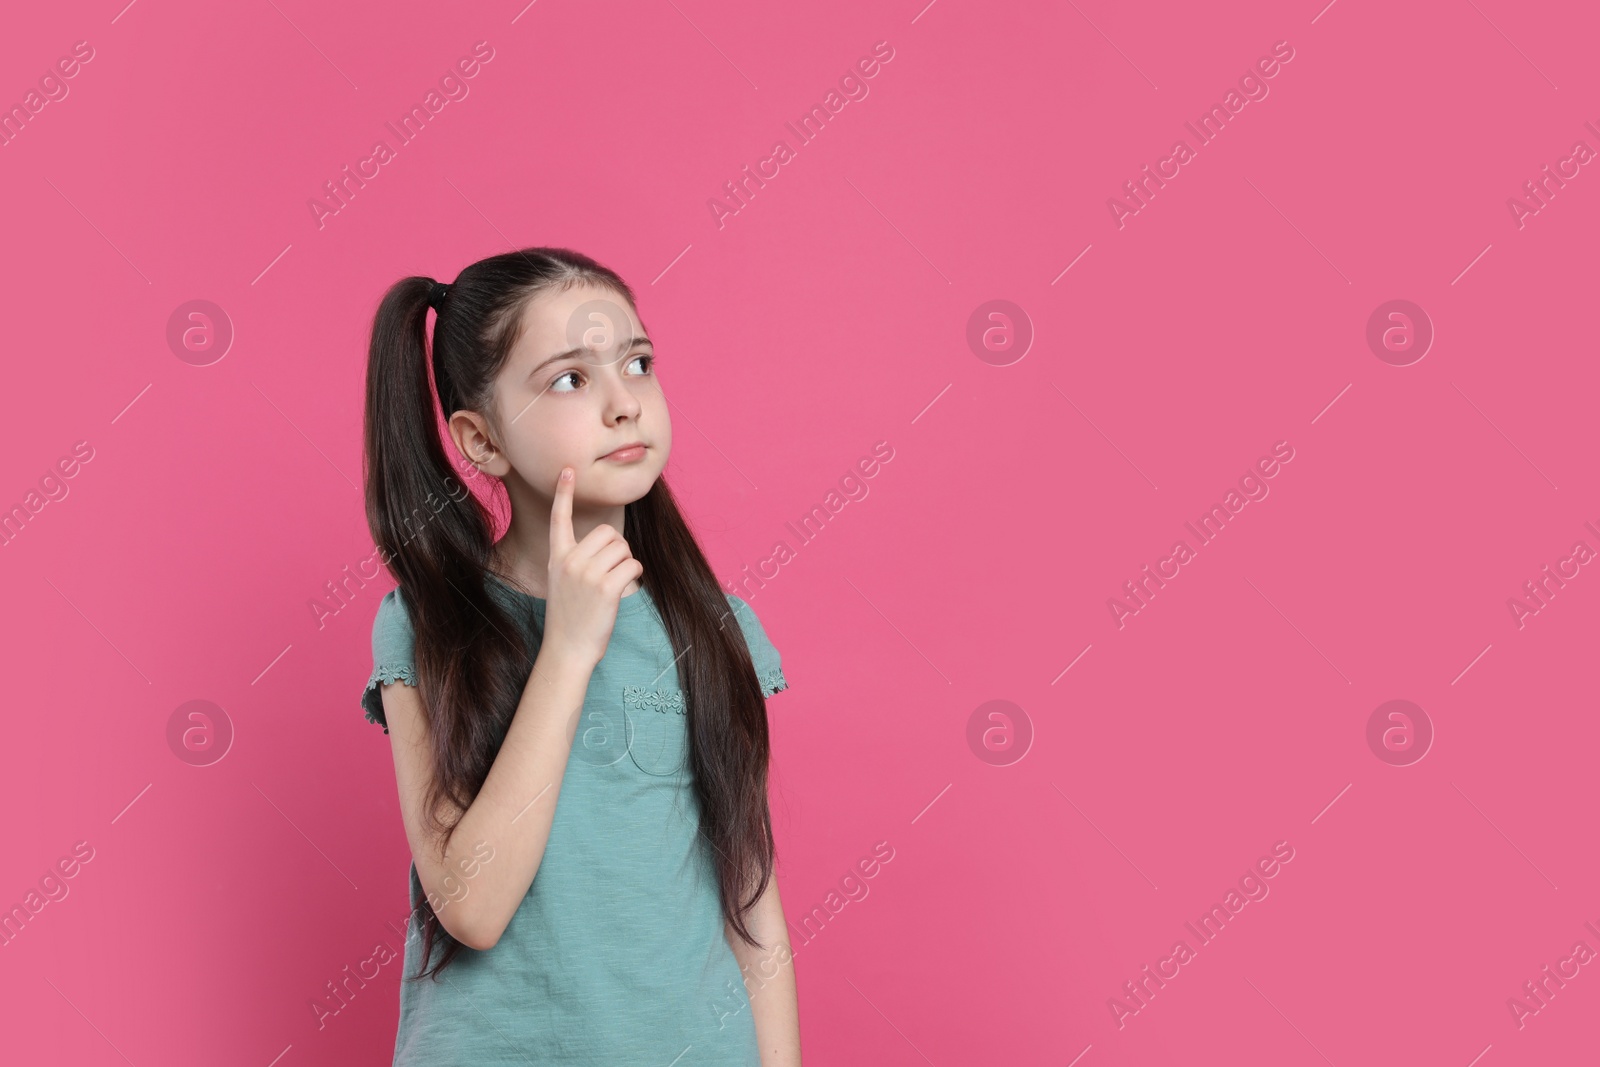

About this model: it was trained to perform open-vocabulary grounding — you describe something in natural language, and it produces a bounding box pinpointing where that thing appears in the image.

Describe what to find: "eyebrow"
[527,336,653,379]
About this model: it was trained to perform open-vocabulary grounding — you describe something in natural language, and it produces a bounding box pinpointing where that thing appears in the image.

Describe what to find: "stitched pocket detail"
[623,685,688,776]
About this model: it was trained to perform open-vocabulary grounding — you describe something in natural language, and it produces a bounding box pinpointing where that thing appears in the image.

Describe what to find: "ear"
[447,409,510,478]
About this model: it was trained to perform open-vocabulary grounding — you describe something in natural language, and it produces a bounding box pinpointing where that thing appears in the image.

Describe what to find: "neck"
[491,473,638,598]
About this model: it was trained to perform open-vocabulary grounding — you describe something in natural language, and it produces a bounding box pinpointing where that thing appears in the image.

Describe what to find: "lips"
[600,442,647,460]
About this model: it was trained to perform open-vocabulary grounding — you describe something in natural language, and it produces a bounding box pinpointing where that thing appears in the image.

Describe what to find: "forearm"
[728,875,801,1067]
[438,649,593,949]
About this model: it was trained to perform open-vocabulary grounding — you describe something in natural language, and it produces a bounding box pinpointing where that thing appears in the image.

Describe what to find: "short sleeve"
[725,594,789,698]
[361,588,417,734]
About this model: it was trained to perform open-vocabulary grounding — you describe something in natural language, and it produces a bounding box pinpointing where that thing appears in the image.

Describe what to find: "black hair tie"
[427,280,452,311]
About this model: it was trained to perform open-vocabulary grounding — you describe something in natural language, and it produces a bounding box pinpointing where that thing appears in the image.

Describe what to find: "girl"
[358,247,801,1065]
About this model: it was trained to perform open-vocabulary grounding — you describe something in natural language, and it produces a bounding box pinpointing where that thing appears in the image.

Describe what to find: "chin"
[590,464,661,501]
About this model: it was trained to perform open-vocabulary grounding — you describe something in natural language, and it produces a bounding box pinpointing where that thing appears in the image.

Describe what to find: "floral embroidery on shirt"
[624,668,787,714]
[362,664,418,734]
[623,684,686,715]
[761,668,788,698]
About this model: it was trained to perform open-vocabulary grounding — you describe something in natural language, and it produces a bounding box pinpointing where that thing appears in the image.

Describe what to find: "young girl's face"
[489,282,670,507]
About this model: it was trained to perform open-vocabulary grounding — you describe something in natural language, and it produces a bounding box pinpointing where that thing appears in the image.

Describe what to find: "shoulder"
[724,593,789,698]
[722,593,769,649]
[371,587,415,660]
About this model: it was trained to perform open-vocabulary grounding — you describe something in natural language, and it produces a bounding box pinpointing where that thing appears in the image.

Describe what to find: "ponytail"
[363,274,536,979]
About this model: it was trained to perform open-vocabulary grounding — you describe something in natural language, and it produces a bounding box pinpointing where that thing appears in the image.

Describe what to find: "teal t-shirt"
[360,573,788,1066]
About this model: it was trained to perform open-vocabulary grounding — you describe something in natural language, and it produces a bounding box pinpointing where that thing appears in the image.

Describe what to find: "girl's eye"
[548,354,651,393]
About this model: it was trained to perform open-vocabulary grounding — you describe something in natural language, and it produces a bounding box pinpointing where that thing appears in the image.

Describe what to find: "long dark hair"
[362,247,775,981]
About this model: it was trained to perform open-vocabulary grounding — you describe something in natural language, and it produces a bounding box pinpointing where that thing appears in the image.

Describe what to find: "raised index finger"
[549,466,576,555]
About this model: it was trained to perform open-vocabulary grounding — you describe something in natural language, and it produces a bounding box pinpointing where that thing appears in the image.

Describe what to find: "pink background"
[2,0,1597,1064]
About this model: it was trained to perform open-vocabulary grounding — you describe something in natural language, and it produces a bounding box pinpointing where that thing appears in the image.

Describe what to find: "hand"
[538,466,645,671]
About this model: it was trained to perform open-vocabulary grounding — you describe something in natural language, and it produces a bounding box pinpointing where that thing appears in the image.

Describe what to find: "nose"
[598,356,641,424]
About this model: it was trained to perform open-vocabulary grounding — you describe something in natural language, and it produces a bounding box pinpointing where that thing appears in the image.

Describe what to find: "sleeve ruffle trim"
[759,667,789,699]
[361,664,418,735]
